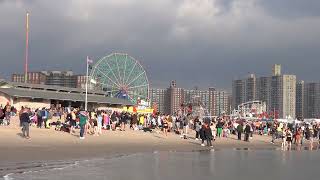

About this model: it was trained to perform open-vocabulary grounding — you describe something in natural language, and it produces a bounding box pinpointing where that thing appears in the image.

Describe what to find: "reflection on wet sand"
[281,143,320,151]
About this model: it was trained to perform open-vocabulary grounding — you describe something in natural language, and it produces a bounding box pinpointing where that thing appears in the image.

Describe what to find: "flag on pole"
[87,56,93,64]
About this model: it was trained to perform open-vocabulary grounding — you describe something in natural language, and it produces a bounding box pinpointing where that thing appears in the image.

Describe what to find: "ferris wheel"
[89,53,149,103]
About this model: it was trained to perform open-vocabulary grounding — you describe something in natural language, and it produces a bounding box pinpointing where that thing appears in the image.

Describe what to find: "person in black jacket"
[204,123,213,147]
[244,123,251,142]
[237,123,243,140]
[20,108,31,139]
[200,124,206,146]
[200,123,213,147]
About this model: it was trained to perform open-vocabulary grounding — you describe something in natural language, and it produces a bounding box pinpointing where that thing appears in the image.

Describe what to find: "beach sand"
[0,117,279,176]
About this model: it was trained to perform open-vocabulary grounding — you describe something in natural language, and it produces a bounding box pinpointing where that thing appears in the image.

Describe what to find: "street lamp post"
[85,57,89,111]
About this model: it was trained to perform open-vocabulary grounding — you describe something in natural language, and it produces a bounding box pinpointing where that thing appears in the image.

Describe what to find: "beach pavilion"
[0,80,134,110]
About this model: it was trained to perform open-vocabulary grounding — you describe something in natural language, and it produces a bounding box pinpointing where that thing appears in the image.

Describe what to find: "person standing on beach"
[43,108,49,129]
[110,111,117,131]
[216,119,223,138]
[210,121,216,141]
[300,124,305,145]
[182,115,189,139]
[175,116,182,136]
[163,118,169,136]
[79,111,88,140]
[200,124,206,146]
[20,108,31,139]
[244,123,251,142]
[204,123,213,147]
[237,123,243,140]
[200,123,213,147]
[194,117,201,140]
[286,128,293,149]
[294,128,302,146]
[131,113,138,130]
[71,110,77,134]
[103,111,110,129]
[270,124,277,144]
[36,108,43,128]
[97,111,102,135]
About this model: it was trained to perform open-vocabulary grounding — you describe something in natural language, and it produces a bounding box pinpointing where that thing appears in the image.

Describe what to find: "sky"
[0,0,320,90]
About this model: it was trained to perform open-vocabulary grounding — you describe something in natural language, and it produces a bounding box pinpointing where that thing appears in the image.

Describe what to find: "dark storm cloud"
[0,0,320,90]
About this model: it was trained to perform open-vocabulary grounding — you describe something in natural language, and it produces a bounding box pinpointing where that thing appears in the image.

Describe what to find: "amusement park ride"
[231,101,274,120]
[89,53,150,105]
[180,94,211,120]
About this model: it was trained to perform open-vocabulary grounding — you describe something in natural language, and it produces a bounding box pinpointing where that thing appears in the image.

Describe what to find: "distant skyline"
[1,0,320,89]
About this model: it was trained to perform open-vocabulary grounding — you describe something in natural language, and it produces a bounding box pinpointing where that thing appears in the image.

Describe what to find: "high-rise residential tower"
[272,64,281,76]
[296,80,304,119]
[245,74,257,102]
[165,81,184,115]
[232,79,245,109]
[149,88,167,114]
[232,74,257,110]
[304,82,320,118]
[271,75,296,119]
[256,76,271,112]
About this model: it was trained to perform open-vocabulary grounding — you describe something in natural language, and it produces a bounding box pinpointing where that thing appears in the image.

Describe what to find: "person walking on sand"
[20,108,31,139]
[204,123,213,147]
[79,110,88,140]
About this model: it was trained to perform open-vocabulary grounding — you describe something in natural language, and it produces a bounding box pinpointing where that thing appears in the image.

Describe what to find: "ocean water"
[3,148,320,180]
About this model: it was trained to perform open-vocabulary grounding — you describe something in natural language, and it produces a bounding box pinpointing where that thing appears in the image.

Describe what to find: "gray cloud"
[0,0,320,90]
[260,0,320,18]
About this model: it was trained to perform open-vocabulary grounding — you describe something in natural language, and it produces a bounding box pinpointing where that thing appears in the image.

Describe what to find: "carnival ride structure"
[89,53,149,104]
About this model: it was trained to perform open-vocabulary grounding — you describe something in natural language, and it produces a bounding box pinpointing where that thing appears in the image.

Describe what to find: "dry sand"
[0,118,278,162]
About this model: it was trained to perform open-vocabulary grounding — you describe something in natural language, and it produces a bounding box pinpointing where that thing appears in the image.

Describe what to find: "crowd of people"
[270,121,320,149]
[2,104,320,149]
[0,104,17,126]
